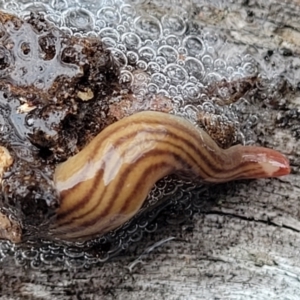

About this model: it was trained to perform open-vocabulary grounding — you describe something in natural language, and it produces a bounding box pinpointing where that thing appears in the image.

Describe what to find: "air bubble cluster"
[0,0,297,267]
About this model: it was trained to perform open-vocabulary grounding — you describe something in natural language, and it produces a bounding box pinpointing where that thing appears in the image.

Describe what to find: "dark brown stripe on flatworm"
[56,149,177,229]
[104,135,212,186]
[57,167,105,221]
[56,144,116,218]
[74,152,186,230]
[136,129,219,172]
[83,114,225,176]
[224,164,264,181]
[56,151,177,234]
[56,136,208,228]
[57,160,176,239]
[56,161,268,240]
[56,122,219,222]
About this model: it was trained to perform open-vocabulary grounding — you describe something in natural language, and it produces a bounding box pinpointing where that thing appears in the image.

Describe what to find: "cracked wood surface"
[1,0,300,299]
[1,176,300,299]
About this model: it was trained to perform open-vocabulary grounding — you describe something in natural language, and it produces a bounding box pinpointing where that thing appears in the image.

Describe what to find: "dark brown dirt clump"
[0,11,121,240]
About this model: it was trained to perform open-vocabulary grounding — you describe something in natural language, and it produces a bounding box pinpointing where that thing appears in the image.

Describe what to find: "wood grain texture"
[1,0,300,299]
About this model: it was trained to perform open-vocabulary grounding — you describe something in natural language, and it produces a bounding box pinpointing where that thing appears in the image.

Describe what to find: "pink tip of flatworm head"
[262,149,291,177]
[241,146,291,178]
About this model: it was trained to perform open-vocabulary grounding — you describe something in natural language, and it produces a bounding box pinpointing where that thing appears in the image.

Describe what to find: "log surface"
[1,1,300,299]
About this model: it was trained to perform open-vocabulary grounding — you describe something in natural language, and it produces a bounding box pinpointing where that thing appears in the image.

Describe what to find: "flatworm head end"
[237,146,291,179]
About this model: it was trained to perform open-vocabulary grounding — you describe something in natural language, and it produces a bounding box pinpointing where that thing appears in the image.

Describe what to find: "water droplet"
[99,27,120,42]
[136,60,147,70]
[183,35,205,57]
[101,37,117,47]
[243,62,257,76]
[108,47,128,66]
[161,14,186,36]
[202,54,213,70]
[151,73,167,88]
[51,0,68,11]
[165,35,180,47]
[164,63,188,85]
[147,61,160,73]
[97,6,121,25]
[158,45,178,63]
[3,1,20,13]
[134,15,162,40]
[99,0,115,7]
[120,4,136,18]
[126,50,139,65]
[121,32,141,50]
[147,83,158,93]
[204,31,219,45]
[184,57,205,80]
[63,7,95,31]
[156,56,167,67]
[119,70,133,84]
[227,55,242,68]
[214,58,226,70]
[205,72,224,84]
[22,2,53,15]
[182,83,201,101]
[63,246,84,258]
[22,249,38,260]
[138,46,156,62]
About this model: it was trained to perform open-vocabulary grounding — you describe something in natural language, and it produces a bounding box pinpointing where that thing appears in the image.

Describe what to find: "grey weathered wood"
[1,0,300,299]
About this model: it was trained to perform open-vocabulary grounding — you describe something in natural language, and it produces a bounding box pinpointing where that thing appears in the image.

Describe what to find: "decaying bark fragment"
[0,11,122,241]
